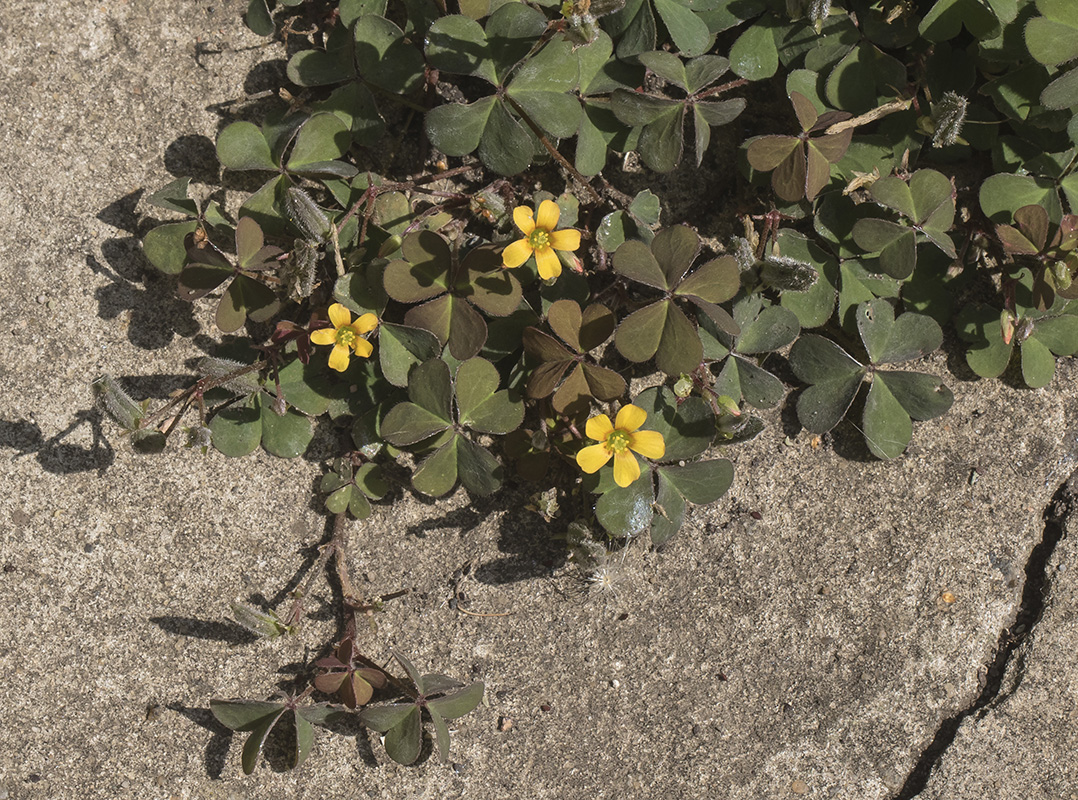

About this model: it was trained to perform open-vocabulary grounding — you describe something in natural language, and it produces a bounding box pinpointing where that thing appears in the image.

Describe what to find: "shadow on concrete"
[0,411,115,474]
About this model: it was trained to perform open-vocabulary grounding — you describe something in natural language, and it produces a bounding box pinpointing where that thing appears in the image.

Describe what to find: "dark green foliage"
[790,301,953,459]
[612,226,740,375]
[119,0,1078,775]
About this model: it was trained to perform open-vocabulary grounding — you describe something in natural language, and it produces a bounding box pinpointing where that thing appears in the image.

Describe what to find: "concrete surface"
[1,1,1076,798]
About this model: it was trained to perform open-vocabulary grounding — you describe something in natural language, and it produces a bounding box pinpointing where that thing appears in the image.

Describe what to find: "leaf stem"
[502,94,602,204]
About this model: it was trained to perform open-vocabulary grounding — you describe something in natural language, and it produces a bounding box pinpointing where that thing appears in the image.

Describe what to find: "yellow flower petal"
[549,228,581,252]
[310,328,337,346]
[534,247,562,280]
[328,303,352,329]
[513,206,536,236]
[612,450,640,487]
[535,199,561,231]
[585,413,614,441]
[615,403,647,432]
[576,443,612,474]
[502,238,534,269]
[352,337,373,359]
[328,343,351,372]
[353,312,379,334]
[629,429,665,460]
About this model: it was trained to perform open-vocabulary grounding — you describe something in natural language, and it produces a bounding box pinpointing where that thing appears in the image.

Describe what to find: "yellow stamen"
[606,429,631,453]
[336,328,357,348]
[528,229,550,250]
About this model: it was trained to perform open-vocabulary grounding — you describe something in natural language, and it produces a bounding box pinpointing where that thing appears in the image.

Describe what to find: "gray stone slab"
[1,1,1077,798]
[918,475,1078,800]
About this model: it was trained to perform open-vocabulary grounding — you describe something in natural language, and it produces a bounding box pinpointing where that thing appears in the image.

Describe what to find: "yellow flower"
[502,199,582,280]
[575,404,665,488]
[310,303,378,372]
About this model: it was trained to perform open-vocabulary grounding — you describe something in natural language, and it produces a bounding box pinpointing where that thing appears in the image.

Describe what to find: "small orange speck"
[941,591,956,604]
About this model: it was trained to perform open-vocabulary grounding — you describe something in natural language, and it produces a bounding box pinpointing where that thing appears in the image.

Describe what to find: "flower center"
[527,229,551,251]
[605,429,631,453]
[335,327,357,348]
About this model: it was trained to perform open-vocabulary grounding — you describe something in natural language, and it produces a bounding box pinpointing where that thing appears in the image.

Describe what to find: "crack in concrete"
[891,474,1074,799]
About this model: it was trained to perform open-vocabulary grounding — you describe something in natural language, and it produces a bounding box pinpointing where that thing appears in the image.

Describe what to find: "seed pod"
[92,374,144,431]
[932,91,968,148]
[286,187,332,243]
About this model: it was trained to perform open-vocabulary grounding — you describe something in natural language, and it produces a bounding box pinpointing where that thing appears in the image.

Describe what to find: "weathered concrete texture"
[919,473,1078,800]
[2,1,1077,799]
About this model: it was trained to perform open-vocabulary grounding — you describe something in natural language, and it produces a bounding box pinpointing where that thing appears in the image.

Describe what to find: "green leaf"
[147,178,198,216]
[797,373,864,434]
[378,322,442,387]
[825,42,906,114]
[1042,68,1078,111]
[245,0,275,36]
[239,709,287,774]
[217,121,276,171]
[789,334,864,383]
[359,703,415,732]
[426,15,497,81]
[484,3,548,83]
[384,706,422,765]
[729,356,786,408]
[677,256,740,304]
[1026,15,1078,66]
[653,0,712,56]
[506,38,582,138]
[429,706,452,762]
[654,303,704,375]
[878,371,954,421]
[456,436,503,495]
[980,173,1061,224]
[1021,335,1056,388]
[426,97,496,158]
[613,239,668,289]
[211,699,287,732]
[862,376,911,460]
[412,435,460,496]
[476,99,537,176]
[729,21,778,80]
[287,113,351,170]
[209,398,262,457]
[736,305,800,354]
[293,711,315,769]
[381,402,451,445]
[632,386,713,461]
[427,681,485,719]
[919,0,1000,42]
[259,395,314,458]
[637,105,685,172]
[650,472,686,547]
[274,357,334,416]
[595,466,655,538]
[1034,314,1078,355]
[354,15,425,94]
[658,458,733,504]
[143,220,198,274]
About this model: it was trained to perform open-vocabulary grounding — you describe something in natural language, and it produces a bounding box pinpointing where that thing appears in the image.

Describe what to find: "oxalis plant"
[94,0,1078,773]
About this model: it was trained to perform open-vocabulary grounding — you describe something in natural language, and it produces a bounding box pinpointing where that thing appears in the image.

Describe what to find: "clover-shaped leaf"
[142,178,229,275]
[321,458,388,519]
[703,293,800,409]
[178,217,282,333]
[746,93,853,203]
[523,300,625,413]
[957,270,1078,388]
[609,52,745,172]
[381,358,522,496]
[789,300,951,459]
[211,697,339,774]
[995,206,1078,309]
[209,392,314,459]
[358,651,483,765]
[613,226,740,375]
[651,459,733,546]
[425,6,580,175]
[383,231,520,359]
[851,169,956,280]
